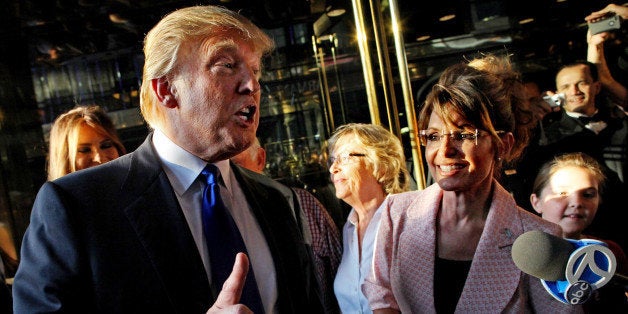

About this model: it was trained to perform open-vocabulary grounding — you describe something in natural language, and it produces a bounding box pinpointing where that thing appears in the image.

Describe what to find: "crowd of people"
[3,2,627,313]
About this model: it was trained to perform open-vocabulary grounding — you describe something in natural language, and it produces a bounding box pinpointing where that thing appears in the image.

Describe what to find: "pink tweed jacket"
[362,181,583,313]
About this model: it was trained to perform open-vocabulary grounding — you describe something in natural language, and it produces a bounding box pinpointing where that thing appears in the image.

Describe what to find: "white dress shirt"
[333,197,387,314]
[152,130,277,313]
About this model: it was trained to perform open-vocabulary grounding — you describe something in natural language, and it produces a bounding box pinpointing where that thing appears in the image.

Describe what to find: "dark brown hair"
[418,54,531,167]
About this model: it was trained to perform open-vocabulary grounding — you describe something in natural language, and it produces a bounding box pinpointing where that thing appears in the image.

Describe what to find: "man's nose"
[239,68,260,95]
[567,84,580,94]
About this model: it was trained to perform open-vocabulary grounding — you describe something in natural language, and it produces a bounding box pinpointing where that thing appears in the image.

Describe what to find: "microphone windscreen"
[511,230,573,281]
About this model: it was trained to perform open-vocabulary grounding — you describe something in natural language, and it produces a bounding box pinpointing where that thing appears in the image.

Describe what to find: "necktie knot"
[201,164,219,186]
[201,164,222,215]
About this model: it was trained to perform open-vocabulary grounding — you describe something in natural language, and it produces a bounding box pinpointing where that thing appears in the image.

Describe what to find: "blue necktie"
[200,164,264,313]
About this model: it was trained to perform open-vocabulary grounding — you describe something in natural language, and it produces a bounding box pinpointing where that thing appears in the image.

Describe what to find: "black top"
[434,257,472,314]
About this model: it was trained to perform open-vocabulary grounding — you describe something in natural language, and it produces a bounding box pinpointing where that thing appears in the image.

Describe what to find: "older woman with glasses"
[327,123,410,314]
[362,55,579,313]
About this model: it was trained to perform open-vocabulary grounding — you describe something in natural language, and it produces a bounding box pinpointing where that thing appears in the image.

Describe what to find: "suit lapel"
[232,165,317,313]
[543,111,585,145]
[396,186,441,311]
[457,182,524,313]
[120,136,212,310]
[416,188,441,310]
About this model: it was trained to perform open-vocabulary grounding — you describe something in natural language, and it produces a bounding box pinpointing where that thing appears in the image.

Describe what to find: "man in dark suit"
[13,5,321,313]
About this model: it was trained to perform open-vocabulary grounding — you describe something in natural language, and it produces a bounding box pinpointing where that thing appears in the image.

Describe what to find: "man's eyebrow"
[201,38,238,58]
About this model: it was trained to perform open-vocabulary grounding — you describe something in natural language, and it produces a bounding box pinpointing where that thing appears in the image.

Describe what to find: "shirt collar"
[152,130,232,195]
[348,194,389,226]
[565,109,598,119]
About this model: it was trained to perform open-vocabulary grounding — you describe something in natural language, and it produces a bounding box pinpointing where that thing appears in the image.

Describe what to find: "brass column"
[389,0,426,189]
[350,0,380,125]
[350,0,426,189]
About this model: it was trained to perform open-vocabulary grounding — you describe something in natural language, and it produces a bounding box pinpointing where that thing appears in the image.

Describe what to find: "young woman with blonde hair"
[47,105,126,180]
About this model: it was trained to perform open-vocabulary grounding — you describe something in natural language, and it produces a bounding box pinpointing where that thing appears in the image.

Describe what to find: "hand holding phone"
[543,93,565,108]
[588,14,622,35]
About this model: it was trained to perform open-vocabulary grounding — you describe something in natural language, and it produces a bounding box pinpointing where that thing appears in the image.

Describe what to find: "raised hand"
[206,253,253,314]
[585,3,628,22]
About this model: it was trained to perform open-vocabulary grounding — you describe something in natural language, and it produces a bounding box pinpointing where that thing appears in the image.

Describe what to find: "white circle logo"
[564,244,616,290]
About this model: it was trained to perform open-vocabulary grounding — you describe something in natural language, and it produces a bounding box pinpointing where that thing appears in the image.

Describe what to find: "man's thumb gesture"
[206,253,253,314]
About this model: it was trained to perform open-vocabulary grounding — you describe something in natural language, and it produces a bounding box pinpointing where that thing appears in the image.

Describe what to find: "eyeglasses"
[327,153,366,168]
[418,129,485,146]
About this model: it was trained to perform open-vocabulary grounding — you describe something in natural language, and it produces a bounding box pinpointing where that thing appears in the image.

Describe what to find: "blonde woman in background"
[47,105,126,180]
[327,123,410,314]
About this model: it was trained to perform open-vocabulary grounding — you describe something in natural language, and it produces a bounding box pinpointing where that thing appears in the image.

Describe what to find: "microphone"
[511,230,626,305]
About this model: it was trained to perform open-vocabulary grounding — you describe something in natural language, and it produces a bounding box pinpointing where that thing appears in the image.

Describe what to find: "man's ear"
[255,147,266,173]
[151,77,177,108]
[592,80,602,97]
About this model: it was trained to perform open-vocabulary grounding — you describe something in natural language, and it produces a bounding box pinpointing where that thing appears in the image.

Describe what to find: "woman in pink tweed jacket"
[362,55,582,313]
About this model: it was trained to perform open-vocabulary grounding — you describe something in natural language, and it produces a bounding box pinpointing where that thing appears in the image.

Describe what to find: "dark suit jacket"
[13,134,322,313]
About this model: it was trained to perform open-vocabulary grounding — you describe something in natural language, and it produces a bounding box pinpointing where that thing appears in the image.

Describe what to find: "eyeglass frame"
[418,129,502,147]
[327,152,366,168]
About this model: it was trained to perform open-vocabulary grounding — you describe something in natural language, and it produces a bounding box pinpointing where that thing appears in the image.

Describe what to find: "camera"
[588,14,622,35]
[543,93,565,108]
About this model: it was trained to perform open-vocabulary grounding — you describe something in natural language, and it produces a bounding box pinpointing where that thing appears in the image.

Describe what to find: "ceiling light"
[519,18,535,25]
[439,14,456,22]
[326,6,346,17]
[109,13,129,24]
[416,35,431,41]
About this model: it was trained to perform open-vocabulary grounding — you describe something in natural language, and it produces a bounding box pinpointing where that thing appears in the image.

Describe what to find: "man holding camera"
[540,61,624,156]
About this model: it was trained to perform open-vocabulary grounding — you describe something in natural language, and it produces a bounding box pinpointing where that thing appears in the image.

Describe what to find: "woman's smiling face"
[73,122,120,171]
[424,110,496,193]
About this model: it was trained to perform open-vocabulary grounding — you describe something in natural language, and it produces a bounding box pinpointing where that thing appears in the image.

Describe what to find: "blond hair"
[139,5,274,130]
[327,123,410,194]
[47,106,126,181]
